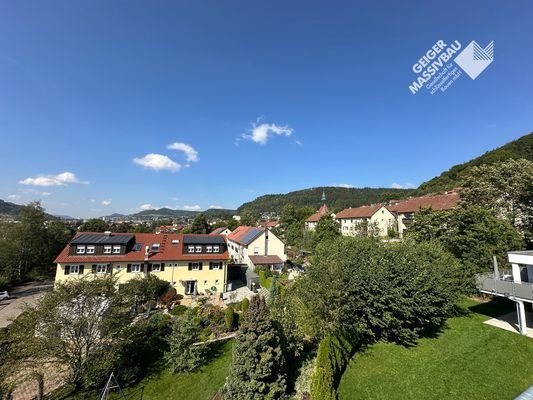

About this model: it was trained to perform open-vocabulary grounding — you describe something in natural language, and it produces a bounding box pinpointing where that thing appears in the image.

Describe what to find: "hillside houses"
[304,191,460,237]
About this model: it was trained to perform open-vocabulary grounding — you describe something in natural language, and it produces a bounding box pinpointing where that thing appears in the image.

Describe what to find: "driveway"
[0,281,53,328]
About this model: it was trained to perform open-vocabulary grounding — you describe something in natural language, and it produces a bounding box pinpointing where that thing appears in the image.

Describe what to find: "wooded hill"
[237,187,414,215]
[415,132,533,195]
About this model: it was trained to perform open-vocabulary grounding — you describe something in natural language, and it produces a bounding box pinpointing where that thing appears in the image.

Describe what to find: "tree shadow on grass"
[468,297,515,319]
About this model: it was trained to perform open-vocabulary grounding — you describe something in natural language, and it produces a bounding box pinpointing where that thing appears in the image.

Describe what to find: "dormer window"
[195,246,202,253]
[86,245,95,254]
[104,246,112,254]
[206,246,212,253]
[151,243,160,251]
[76,246,85,254]
[213,245,220,253]
[112,246,121,254]
[188,245,195,253]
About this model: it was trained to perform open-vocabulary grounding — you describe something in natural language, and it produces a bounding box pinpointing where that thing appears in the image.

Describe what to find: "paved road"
[0,281,53,328]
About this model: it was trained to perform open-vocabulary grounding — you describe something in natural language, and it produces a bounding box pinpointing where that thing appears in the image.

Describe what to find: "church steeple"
[321,190,326,203]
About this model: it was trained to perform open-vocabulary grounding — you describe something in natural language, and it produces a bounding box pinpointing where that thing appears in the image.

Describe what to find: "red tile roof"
[335,204,385,219]
[226,226,265,246]
[249,255,284,265]
[306,204,330,222]
[210,227,228,235]
[388,192,460,213]
[257,220,280,228]
[54,232,229,263]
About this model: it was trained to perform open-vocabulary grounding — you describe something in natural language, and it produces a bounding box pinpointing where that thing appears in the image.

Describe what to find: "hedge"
[310,334,356,400]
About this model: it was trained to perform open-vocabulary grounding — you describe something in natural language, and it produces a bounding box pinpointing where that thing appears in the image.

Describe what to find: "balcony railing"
[476,271,533,301]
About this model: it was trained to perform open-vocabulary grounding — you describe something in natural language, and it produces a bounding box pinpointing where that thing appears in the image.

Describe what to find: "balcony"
[476,271,533,302]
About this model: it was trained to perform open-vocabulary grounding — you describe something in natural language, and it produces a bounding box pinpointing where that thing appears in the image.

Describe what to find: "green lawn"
[338,298,533,400]
[120,339,233,400]
[55,339,233,400]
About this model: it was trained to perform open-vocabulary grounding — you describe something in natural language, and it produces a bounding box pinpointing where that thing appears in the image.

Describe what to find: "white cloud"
[41,192,51,196]
[138,204,154,211]
[333,183,355,188]
[167,142,199,163]
[209,205,223,209]
[391,182,416,189]
[19,172,88,186]
[241,122,293,145]
[295,139,303,146]
[101,199,112,206]
[133,154,181,172]
[182,205,201,211]
[7,194,20,200]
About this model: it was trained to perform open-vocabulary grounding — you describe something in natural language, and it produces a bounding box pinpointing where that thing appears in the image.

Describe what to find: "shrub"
[170,305,188,316]
[240,298,249,313]
[225,307,234,331]
[160,288,177,310]
[0,276,10,291]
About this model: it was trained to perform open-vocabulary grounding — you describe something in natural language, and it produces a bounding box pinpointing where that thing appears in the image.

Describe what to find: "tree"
[408,206,524,277]
[79,218,110,232]
[239,212,256,227]
[225,307,235,331]
[8,276,131,390]
[190,214,211,234]
[221,296,287,399]
[165,310,205,372]
[314,215,340,244]
[121,275,170,311]
[295,237,462,344]
[461,158,533,241]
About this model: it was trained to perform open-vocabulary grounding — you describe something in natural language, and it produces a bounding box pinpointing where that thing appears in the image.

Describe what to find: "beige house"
[305,203,331,231]
[335,205,395,237]
[388,191,460,237]
[226,226,286,271]
[54,232,229,297]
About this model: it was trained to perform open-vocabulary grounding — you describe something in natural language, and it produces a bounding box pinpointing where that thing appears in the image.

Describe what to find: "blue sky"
[0,1,532,218]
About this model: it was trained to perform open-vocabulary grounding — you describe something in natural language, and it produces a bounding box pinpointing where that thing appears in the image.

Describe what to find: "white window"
[151,263,161,272]
[171,239,179,245]
[188,245,195,253]
[253,246,259,255]
[211,262,221,270]
[70,265,80,274]
[213,245,220,253]
[96,264,107,273]
[86,245,95,254]
[191,262,200,271]
[195,246,202,253]
[113,246,121,254]
[104,246,112,254]
[206,246,212,253]
[151,243,160,251]
[131,264,141,273]
[76,246,85,254]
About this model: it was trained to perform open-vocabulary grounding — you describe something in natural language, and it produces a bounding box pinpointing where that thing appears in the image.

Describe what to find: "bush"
[225,307,234,331]
[240,298,249,313]
[0,276,10,291]
[170,305,188,316]
[310,334,355,400]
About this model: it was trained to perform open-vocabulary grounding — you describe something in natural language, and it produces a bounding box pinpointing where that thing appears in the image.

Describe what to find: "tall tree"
[314,215,340,244]
[222,296,287,399]
[190,214,211,234]
[165,310,205,372]
[461,158,533,242]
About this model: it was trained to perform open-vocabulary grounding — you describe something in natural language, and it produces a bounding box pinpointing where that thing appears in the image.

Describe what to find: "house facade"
[388,191,460,236]
[305,203,331,231]
[335,205,395,237]
[210,227,232,236]
[54,232,229,297]
[226,226,286,270]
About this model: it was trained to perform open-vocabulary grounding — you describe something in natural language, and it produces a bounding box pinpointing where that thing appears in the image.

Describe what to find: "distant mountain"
[128,207,236,219]
[0,199,57,220]
[237,186,414,215]
[416,132,533,195]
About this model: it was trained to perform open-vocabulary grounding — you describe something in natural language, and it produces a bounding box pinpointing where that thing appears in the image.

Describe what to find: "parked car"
[0,291,10,301]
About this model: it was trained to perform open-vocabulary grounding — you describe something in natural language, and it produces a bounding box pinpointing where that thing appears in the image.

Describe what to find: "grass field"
[338,298,533,400]
[55,339,233,400]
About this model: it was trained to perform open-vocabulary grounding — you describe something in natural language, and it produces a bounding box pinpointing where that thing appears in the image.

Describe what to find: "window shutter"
[148,263,152,271]
[79,265,84,274]
[161,263,165,271]
[199,262,203,270]
[209,262,213,270]
[65,265,70,275]
[92,264,97,274]
[107,264,111,274]
[188,262,192,271]
[127,264,131,273]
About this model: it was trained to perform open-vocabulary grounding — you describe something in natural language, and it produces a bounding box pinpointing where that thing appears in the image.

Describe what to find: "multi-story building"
[54,231,229,297]
[335,205,395,237]
[388,191,460,236]
[226,226,286,271]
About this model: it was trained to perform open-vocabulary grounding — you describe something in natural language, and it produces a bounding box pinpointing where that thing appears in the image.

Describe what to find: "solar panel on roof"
[71,234,134,245]
[239,228,263,245]
[182,235,225,245]
[132,243,142,251]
